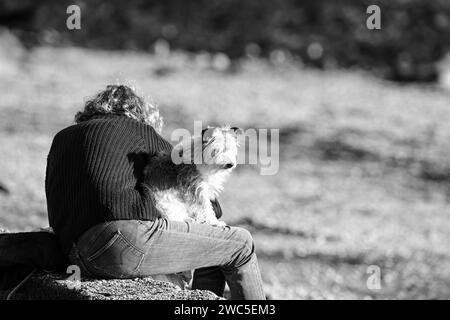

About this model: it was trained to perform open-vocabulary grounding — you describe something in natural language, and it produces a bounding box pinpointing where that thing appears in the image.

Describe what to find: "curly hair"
[75,85,164,133]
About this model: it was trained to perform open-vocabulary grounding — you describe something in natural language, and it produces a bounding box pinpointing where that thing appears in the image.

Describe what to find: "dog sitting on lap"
[143,126,243,226]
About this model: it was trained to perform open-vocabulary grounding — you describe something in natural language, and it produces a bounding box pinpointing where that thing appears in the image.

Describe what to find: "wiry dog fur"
[143,126,242,226]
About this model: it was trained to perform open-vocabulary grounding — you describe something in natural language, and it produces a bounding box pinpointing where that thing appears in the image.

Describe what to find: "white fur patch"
[197,165,232,200]
[154,189,190,221]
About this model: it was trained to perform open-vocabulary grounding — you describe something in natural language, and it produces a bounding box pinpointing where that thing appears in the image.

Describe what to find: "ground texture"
[0,273,221,300]
[0,30,449,299]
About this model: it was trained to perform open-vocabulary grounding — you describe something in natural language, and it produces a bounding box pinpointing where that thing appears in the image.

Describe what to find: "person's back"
[46,114,172,255]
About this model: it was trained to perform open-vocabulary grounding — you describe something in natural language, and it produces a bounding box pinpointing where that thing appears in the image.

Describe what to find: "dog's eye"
[178,149,183,158]
[210,149,218,157]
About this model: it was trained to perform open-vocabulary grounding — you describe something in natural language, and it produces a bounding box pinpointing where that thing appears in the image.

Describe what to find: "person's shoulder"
[52,121,82,142]
[51,115,119,144]
[48,122,85,157]
[57,115,137,135]
[144,125,173,151]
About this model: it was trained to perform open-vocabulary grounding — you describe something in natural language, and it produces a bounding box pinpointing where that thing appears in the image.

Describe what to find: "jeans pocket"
[86,231,145,279]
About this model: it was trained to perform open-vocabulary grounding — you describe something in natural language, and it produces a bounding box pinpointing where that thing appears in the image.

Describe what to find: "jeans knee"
[231,227,254,267]
[234,227,254,251]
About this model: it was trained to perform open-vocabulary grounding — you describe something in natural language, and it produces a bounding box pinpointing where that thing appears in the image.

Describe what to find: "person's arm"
[100,123,163,221]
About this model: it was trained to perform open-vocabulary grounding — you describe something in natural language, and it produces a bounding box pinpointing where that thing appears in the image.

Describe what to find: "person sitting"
[45,85,265,300]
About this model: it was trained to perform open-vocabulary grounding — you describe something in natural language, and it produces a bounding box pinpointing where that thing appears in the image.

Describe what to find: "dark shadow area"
[1,0,449,82]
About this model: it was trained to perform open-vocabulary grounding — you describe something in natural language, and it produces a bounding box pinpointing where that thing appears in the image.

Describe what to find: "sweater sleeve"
[113,188,160,220]
[123,124,172,220]
[94,126,163,222]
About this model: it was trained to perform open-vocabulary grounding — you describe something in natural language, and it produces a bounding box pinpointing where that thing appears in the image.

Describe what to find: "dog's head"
[173,126,243,169]
[200,126,243,169]
[171,126,243,197]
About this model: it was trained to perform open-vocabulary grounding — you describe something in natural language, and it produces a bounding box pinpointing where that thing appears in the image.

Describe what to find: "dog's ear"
[230,127,244,136]
[202,127,214,142]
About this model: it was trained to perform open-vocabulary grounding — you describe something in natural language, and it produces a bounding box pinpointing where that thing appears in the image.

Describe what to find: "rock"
[1,273,224,300]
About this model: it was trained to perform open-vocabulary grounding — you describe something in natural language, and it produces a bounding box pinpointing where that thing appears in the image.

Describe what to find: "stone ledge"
[1,273,224,300]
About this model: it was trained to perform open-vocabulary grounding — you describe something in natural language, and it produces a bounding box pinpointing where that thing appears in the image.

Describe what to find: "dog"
[143,126,242,226]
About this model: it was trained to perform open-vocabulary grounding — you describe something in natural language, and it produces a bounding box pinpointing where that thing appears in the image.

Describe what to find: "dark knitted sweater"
[45,114,221,255]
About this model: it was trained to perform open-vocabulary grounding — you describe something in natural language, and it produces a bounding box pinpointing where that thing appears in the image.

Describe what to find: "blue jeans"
[68,219,265,300]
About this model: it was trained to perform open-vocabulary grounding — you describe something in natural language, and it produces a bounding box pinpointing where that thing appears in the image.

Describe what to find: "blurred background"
[0,0,450,299]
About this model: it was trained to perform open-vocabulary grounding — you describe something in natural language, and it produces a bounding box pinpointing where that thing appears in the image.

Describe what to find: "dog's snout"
[224,163,235,169]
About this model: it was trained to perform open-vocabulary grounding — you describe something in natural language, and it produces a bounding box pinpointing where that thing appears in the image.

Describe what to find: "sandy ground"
[0,31,449,299]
